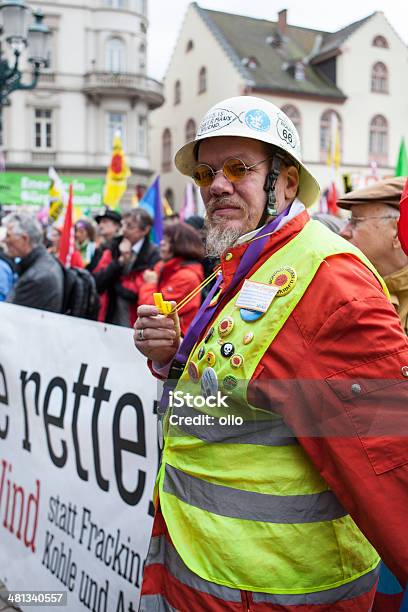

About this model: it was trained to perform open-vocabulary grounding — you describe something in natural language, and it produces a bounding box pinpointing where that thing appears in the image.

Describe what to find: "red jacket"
[148,210,408,604]
[139,257,204,335]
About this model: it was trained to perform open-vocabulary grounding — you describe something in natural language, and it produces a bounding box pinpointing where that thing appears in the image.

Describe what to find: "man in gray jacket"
[3,212,64,313]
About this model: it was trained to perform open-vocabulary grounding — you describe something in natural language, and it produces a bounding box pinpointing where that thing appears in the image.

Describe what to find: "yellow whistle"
[153,292,172,315]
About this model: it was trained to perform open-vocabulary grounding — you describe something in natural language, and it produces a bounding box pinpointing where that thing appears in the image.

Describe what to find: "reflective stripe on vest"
[142,534,380,609]
[159,220,383,594]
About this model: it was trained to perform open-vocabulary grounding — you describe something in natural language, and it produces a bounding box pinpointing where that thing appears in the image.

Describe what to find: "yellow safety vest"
[158,220,385,594]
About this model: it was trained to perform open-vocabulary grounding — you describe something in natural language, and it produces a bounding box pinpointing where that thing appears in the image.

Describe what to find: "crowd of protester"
[0,206,216,328]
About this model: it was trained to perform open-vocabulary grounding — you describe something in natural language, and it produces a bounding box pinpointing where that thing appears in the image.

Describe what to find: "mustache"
[206,197,245,215]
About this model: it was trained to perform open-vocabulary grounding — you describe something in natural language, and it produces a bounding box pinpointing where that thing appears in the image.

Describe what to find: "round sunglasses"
[192,156,273,187]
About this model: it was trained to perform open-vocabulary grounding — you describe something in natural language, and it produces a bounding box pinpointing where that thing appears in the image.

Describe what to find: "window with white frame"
[106,111,125,151]
[369,115,388,165]
[137,115,147,155]
[106,37,125,73]
[371,62,388,93]
[34,109,53,149]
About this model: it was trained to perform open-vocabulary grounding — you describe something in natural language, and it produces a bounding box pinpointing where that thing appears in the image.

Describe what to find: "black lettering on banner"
[148,399,160,517]
[20,371,41,452]
[0,364,9,439]
[92,367,111,492]
[113,393,146,506]
[43,377,68,468]
[71,364,90,482]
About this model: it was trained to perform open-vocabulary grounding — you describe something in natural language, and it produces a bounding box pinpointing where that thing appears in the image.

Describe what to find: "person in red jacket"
[139,222,204,335]
[134,96,408,611]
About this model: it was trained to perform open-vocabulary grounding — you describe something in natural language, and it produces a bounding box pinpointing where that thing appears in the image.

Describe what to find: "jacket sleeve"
[272,296,408,586]
[91,249,123,293]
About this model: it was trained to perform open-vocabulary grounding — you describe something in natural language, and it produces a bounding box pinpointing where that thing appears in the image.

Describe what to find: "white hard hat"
[175,95,320,207]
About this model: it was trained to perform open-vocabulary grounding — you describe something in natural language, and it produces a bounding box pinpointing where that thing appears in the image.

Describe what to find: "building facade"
[150,3,408,211]
[1,0,163,206]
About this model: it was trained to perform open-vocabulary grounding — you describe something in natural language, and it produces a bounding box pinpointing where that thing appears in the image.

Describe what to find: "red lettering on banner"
[0,458,40,553]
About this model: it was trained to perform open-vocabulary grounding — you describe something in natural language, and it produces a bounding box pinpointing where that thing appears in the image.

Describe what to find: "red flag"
[327,181,339,215]
[398,178,408,255]
[59,184,75,267]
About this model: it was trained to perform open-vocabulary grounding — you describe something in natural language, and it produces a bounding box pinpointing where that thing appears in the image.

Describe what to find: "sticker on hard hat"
[197,108,241,136]
[244,109,271,132]
[276,116,297,149]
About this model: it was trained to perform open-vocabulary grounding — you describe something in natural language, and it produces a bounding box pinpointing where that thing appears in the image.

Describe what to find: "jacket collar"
[18,245,46,274]
[384,265,408,311]
[219,210,309,290]
[131,236,157,271]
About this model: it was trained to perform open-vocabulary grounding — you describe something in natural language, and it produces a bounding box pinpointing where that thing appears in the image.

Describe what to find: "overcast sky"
[147,0,408,81]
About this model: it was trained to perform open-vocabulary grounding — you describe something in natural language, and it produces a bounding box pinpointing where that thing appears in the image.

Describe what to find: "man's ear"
[392,218,403,250]
[284,165,299,201]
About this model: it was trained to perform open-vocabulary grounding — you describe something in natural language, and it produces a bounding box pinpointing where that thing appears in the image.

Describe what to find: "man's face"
[198,137,271,235]
[122,217,148,246]
[340,203,397,272]
[197,136,296,256]
[98,218,119,241]
[5,223,31,258]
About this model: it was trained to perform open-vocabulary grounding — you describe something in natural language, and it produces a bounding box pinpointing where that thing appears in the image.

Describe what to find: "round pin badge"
[240,308,264,322]
[230,354,244,369]
[188,360,200,383]
[218,316,234,337]
[201,367,218,398]
[222,374,238,393]
[206,351,216,367]
[197,346,205,360]
[270,266,297,297]
[220,342,235,358]
[243,331,254,345]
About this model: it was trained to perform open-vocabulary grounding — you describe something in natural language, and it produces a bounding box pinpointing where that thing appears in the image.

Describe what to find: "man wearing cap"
[339,177,408,333]
[88,207,122,272]
[134,97,408,611]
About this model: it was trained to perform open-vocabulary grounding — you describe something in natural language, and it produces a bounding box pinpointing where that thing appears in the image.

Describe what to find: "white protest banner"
[0,303,159,611]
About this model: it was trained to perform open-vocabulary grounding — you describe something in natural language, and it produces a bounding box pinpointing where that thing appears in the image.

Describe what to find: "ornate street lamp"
[0,0,51,106]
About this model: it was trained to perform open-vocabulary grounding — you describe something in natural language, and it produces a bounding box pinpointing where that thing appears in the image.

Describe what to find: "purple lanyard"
[158,206,290,414]
[177,205,290,363]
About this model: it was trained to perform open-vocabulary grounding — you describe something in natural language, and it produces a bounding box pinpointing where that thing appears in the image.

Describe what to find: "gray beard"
[205,225,242,257]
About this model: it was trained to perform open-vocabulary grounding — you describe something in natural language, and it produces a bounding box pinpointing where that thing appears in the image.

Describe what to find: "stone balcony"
[82,71,164,109]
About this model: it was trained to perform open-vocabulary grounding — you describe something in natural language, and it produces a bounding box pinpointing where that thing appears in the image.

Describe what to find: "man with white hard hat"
[135,96,408,611]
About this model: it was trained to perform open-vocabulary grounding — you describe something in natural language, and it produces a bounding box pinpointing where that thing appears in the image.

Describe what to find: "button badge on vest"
[220,342,235,358]
[218,316,234,337]
[197,346,205,360]
[243,331,254,345]
[205,351,216,367]
[240,308,264,322]
[188,360,200,383]
[230,354,244,369]
[201,367,218,397]
[204,327,215,343]
[270,266,297,296]
[222,374,238,393]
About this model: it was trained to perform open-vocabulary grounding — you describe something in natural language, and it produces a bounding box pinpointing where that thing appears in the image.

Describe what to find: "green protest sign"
[0,172,104,207]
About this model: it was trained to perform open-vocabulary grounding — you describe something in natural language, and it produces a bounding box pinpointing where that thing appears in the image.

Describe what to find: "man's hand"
[134,302,180,365]
[118,238,132,265]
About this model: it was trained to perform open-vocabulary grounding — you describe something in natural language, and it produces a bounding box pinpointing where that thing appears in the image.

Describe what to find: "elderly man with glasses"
[134,96,408,611]
[339,177,408,335]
